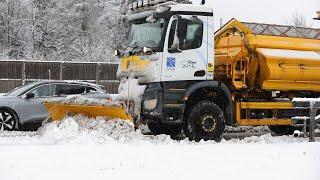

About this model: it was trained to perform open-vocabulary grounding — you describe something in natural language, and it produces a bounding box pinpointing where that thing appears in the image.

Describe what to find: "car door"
[19,83,56,123]
[161,14,208,81]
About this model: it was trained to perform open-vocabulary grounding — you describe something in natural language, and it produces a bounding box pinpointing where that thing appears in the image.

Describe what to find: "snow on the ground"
[0,93,5,96]
[0,115,319,180]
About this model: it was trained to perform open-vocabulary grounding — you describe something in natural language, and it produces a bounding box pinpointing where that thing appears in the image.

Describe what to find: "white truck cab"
[117,1,231,141]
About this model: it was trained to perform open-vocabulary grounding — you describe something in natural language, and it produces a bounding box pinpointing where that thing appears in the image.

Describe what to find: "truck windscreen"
[128,18,167,50]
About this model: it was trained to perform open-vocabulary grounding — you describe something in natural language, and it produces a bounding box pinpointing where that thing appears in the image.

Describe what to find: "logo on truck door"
[180,60,196,69]
[166,57,176,70]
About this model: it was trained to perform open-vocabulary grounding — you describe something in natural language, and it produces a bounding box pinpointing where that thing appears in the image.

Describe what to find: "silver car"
[0,81,111,131]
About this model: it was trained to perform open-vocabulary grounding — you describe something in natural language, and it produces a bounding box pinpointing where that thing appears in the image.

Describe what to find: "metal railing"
[243,22,320,39]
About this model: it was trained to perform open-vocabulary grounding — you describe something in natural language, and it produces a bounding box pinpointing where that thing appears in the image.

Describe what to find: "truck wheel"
[268,125,295,135]
[184,101,225,141]
[0,109,18,131]
[147,123,182,136]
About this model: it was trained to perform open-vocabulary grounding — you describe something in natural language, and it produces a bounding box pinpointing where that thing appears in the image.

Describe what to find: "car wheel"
[0,109,18,131]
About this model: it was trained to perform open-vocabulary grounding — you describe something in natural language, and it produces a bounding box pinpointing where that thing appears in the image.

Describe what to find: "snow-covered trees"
[0,0,129,62]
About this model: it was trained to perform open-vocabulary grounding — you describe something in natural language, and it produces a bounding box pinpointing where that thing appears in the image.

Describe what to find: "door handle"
[194,70,206,77]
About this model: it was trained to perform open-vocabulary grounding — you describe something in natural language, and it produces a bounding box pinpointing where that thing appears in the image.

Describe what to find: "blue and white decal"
[166,57,176,70]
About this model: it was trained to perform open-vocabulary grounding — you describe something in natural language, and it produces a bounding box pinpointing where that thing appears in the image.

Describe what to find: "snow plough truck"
[116,0,320,140]
[45,0,320,141]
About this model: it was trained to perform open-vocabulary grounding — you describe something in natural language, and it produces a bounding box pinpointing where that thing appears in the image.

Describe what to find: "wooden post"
[95,63,100,85]
[309,101,316,142]
[59,62,64,80]
[21,61,26,85]
[48,69,51,80]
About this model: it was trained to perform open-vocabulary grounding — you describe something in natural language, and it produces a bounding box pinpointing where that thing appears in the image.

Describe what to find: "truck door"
[161,15,208,81]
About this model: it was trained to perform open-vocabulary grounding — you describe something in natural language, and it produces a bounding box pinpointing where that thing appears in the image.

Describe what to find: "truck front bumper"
[140,82,185,124]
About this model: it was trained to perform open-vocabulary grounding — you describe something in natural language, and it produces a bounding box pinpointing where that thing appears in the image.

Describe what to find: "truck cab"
[117,3,230,141]
[117,1,320,141]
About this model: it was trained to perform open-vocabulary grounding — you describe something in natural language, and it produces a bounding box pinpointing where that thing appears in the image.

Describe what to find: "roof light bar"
[128,0,191,12]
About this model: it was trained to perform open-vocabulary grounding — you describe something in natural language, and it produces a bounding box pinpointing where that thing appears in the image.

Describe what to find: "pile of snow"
[0,116,320,180]
[0,114,318,146]
[224,126,271,133]
[45,95,125,108]
[37,115,173,145]
[26,115,320,145]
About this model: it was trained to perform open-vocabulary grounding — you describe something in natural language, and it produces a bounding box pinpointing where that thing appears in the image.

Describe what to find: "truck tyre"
[268,125,295,135]
[147,123,182,136]
[184,101,225,141]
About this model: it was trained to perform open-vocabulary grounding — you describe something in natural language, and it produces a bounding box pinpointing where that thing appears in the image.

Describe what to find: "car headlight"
[144,99,157,110]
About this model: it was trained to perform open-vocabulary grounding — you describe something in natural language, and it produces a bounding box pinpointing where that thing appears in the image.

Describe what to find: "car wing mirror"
[25,92,35,99]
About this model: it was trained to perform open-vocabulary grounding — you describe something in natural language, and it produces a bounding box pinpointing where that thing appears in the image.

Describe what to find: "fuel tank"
[214,18,320,91]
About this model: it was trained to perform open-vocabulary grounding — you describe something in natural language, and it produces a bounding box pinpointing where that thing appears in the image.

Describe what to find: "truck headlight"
[144,99,157,110]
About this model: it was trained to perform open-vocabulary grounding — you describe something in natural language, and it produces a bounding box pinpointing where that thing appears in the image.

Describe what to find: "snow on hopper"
[43,96,133,122]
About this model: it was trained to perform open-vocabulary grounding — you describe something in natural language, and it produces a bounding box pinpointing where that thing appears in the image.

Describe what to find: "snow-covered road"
[0,116,319,180]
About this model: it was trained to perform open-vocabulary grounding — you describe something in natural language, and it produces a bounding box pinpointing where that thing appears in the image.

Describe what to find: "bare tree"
[287,11,313,28]
[0,0,129,62]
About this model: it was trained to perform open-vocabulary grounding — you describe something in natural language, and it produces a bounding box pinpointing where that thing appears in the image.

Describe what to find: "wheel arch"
[183,81,235,125]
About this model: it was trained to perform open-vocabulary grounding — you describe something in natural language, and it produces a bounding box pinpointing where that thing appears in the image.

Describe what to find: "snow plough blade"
[43,102,133,122]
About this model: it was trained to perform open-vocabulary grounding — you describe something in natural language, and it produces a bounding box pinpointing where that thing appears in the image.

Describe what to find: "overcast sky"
[192,0,320,29]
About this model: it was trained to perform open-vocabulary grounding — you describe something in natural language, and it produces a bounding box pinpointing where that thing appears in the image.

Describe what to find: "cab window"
[168,17,203,51]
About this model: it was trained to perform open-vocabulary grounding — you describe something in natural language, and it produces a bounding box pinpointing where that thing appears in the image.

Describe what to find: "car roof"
[31,80,100,87]
[5,80,106,97]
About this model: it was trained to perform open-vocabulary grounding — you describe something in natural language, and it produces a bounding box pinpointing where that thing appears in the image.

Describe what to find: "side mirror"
[169,34,181,53]
[168,16,183,53]
[25,92,35,99]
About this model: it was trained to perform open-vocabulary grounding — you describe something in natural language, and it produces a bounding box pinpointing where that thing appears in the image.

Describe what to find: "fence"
[292,98,320,142]
[0,60,120,93]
